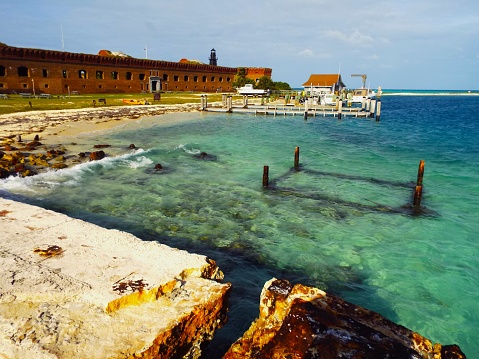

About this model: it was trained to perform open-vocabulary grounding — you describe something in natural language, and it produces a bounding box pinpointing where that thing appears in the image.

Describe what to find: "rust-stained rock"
[46,149,66,158]
[28,153,49,167]
[224,278,466,359]
[51,163,68,170]
[89,150,105,161]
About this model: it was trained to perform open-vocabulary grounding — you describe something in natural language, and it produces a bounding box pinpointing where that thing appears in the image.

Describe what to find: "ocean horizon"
[1,93,478,357]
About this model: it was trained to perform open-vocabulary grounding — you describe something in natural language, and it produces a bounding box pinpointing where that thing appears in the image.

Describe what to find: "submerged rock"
[224,278,466,358]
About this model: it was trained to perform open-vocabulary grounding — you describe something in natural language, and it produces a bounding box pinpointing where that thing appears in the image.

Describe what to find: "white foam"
[0,149,150,196]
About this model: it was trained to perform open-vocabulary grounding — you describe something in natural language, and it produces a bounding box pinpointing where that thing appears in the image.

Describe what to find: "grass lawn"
[0,92,229,116]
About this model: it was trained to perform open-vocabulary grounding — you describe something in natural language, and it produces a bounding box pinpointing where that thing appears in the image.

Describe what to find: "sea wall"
[0,198,231,358]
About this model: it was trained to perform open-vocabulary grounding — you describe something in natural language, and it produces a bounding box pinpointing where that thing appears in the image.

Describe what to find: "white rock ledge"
[0,198,231,359]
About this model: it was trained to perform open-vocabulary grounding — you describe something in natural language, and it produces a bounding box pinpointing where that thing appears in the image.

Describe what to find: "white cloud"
[297,48,332,60]
[297,49,314,57]
[322,30,374,47]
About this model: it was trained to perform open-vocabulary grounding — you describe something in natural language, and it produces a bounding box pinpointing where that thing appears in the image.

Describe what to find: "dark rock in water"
[154,163,163,170]
[129,144,136,149]
[93,144,111,149]
[194,151,217,161]
[89,150,106,161]
[224,278,467,359]
[78,152,86,158]
[34,134,40,141]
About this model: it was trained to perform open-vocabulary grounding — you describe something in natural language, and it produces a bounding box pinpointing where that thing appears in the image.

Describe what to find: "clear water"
[2,95,479,358]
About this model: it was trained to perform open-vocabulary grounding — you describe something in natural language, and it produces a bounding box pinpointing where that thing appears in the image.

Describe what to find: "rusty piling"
[263,166,269,188]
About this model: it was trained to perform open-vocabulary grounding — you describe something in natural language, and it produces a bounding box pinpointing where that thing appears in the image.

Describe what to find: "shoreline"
[0,103,202,177]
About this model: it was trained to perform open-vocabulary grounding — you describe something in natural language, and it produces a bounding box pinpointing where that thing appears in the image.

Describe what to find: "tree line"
[232,68,291,91]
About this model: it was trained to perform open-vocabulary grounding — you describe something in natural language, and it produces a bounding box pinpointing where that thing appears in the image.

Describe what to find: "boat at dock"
[237,84,269,97]
[351,88,376,103]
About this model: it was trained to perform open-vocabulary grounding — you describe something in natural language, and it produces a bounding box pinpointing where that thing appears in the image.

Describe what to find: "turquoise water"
[1,95,479,357]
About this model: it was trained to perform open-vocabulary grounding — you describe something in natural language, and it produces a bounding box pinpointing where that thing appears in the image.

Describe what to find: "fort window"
[139,73,146,80]
[22,83,28,88]
[62,70,68,78]
[78,70,87,79]
[184,75,189,81]
[18,66,29,77]
[126,72,133,80]
[99,85,102,89]
[202,76,207,82]
[210,76,215,82]
[174,75,179,81]
[227,77,231,82]
[44,84,49,88]
[96,71,104,80]
[162,74,168,81]
[194,76,198,82]
[0,84,4,88]
[111,71,119,80]
[219,77,223,82]
[0,66,5,76]
[42,69,48,77]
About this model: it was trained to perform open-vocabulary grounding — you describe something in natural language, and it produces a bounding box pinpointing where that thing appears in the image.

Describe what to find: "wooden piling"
[413,160,425,206]
[304,101,308,119]
[263,166,269,188]
[294,147,300,169]
[413,185,423,206]
[337,100,343,120]
[416,160,425,186]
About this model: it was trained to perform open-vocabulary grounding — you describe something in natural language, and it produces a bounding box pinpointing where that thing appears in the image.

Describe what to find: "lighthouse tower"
[209,48,218,66]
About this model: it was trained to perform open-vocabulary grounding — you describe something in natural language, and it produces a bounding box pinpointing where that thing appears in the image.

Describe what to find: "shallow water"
[2,95,479,357]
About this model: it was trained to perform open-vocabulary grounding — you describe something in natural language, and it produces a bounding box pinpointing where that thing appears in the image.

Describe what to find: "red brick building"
[0,45,272,95]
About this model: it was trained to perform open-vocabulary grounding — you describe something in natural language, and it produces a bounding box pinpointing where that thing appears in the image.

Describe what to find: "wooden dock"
[200,95,382,120]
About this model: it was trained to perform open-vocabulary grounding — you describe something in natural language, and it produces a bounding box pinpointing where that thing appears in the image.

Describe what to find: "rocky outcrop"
[224,278,466,359]
[0,198,231,359]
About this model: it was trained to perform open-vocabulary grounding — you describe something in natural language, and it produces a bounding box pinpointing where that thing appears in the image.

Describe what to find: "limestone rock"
[0,198,231,359]
[224,278,466,359]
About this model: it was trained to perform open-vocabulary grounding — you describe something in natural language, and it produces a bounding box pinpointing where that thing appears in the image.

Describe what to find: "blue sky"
[2,0,479,90]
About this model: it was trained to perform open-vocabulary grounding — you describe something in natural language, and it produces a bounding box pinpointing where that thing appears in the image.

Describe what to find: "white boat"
[351,88,376,103]
[320,93,346,106]
[237,84,269,96]
[321,93,338,106]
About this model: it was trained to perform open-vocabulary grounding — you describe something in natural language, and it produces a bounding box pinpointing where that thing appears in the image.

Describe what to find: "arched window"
[0,66,6,76]
[78,70,87,79]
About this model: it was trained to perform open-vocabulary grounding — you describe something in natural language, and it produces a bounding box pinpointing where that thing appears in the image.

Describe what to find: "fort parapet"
[0,45,272,95]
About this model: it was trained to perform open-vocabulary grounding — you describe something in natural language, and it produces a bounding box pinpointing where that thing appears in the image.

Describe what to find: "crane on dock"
[351,74,367,88]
